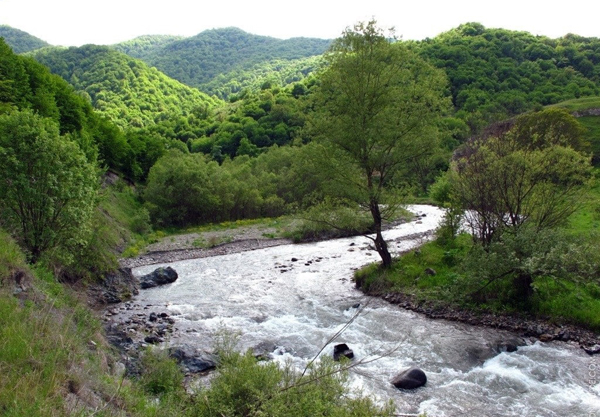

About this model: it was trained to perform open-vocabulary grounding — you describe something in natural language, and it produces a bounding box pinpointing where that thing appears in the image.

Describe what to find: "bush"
[140,348,184,396]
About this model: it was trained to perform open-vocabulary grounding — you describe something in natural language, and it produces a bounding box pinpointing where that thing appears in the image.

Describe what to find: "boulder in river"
[333,343,354,361]
[139,267,178,289]
[391,367,427,389]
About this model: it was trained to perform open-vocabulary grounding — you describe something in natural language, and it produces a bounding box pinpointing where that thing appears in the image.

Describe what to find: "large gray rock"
[391,367,427,389]
[139,267,178,289]
[169,346,217,374]
[91,268,139,304]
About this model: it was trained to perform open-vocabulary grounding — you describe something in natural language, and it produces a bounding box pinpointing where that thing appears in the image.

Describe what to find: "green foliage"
[0,25,50,54]
[0,110,99,263]
[143,143,335,228]
[140,349,184,396]
[410,24,600,134]
[312,20,449,266]
[451,110,593,246]
[291,200,374,242]
[111,34,184,61]
[195,349,394,417]
[30,45,219,130]
[118,27,331,95]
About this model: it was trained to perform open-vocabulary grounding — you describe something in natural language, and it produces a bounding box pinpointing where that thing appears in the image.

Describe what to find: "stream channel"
[125,205,600,416]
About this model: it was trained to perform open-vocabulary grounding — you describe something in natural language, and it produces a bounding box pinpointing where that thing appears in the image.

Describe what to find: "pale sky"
[1,0,598,46]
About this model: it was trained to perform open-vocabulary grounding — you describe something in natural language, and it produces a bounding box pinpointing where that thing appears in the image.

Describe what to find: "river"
[129,205,600,416]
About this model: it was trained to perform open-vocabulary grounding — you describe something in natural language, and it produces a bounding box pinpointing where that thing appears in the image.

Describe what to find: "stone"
[170,346,218,373]
[139,267,178,289]
[583,344,600,355]
[539,334,554,342]
[91,268,139,304]
[425,268,437,276]
[391,367,427,390]
[144,335,161,344]
[333,343,354,361]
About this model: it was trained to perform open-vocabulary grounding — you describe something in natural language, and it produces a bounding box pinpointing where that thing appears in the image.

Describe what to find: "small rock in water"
[333,343,354,361]
[584,344,600,355]
[391,367,427,390]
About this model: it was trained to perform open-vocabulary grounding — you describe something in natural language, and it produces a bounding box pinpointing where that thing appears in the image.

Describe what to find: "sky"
[1,0,599,46]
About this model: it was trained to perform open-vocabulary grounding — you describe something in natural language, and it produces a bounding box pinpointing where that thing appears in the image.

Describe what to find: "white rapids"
[130,205,600,416]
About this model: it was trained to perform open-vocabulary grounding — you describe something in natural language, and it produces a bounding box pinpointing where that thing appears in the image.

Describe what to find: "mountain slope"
[30,45,221,129]
[0,25,50,53]
[111,34,184,61]
[410,22,600,131]
[117,27,331,94]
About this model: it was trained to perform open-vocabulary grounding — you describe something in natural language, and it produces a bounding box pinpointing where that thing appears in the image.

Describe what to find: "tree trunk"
[513,273,533,304]
[370,200,392,268]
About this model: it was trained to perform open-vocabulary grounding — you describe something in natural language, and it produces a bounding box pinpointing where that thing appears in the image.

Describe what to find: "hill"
[410,22,600,133]
[110,34,184,60]
[0,25,50,53]
[30,45,221,129]
[113,27,331,96]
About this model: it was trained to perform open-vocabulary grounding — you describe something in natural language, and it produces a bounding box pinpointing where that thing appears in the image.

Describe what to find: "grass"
[550,95,600,112]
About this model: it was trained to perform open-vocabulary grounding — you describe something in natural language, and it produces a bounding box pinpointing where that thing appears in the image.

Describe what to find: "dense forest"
[0,24,49,53]
[410,22,600,131]
[1,21,600,416]
[112,27,331,98]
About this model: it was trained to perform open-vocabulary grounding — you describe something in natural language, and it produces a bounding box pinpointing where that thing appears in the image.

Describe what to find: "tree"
[0,110,99,262]
[449,115,592,302]
[312,21,448,267]
[451,114,592,247]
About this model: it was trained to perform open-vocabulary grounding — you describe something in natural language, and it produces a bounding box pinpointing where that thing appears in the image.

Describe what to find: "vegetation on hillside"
[411,22,600,133]
[0,25,49,53]
[30,45,219,129]
[126,27,331,93]
[110,34,184,60]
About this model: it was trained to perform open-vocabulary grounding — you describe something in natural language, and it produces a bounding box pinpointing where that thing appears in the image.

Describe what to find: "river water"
[131,205,600,416]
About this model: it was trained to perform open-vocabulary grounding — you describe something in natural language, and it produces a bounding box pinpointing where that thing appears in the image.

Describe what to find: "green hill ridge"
[0,25,49,53]
[30,45,221,129]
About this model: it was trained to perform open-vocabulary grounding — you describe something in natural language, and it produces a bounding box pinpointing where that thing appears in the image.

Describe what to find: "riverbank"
[360,287,600,354]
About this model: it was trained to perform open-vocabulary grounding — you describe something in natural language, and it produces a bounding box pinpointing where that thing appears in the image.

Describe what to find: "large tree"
[312,21,448,267]
[0,110,99,262]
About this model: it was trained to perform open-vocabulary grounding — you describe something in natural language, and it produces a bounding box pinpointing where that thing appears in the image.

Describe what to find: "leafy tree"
[451,134,591,246]
[0,110,98,262]
[312,21,448,267]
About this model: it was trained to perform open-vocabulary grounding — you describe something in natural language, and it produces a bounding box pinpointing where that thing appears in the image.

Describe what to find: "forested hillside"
[411,22,600,132]
[114,27,331,97]
[30,45,220,129]
[111,34,184,60]
[0,25,49,53]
